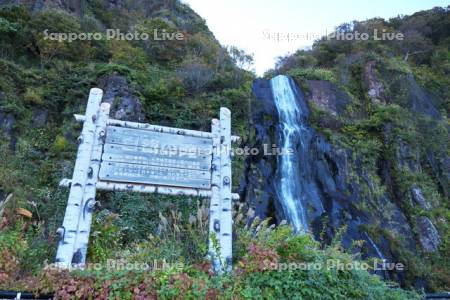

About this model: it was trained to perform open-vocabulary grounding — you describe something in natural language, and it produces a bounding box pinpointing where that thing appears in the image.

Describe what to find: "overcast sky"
[183,0,449,75]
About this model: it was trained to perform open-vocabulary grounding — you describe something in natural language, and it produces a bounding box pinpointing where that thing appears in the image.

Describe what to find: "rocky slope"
[243,8,449,290]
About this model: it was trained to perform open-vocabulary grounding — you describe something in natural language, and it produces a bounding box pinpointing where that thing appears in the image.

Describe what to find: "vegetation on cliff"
[271,6,449,291]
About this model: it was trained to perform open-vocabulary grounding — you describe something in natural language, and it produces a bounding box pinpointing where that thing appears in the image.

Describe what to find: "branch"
[404,50,430,61]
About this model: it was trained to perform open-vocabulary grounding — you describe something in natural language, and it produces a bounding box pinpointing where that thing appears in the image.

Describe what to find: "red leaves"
[192,261,214,276]
[205,288,221,300]
[236,243,279,274]
[169,273,193,292]
[47,272,95,300]
[0,216,9,229]
[0,250,19,285]
[132,278,157,300]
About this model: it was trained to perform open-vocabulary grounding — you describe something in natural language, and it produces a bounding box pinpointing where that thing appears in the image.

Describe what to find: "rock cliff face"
[364,61,386,104]
[241,79,280,222]
[0,0,82,14]
[98,74,145,122]
[242,74,443,287]
[306,80,351,115]
[0,0,179,15]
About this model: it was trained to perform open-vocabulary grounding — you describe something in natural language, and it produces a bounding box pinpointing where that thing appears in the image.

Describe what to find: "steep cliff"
[244,7,449,290]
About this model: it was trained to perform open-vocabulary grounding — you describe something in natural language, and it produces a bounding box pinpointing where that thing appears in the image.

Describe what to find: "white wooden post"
[208,118,222,271]
[72,102,110,266]
[208,108,233,273]
[219,107,233,272]
[55,88,104,267]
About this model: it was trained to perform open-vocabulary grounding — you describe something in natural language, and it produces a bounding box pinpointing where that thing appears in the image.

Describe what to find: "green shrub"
[0,17,19,34]
[95,63,134,77]
[108,40,148,70]
[23,87,44,105]
[288,67,337,82]
[88,211,123,263]
[51,135,69,153]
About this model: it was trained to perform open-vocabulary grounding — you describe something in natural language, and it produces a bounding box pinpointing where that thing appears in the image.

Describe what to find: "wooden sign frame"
[55,88,238,273]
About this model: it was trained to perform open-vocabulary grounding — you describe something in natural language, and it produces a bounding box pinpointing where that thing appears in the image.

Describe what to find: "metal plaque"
[106,126,213,154]
[98,126,214,189]
[99,161,211,189]
[102,144,211,171]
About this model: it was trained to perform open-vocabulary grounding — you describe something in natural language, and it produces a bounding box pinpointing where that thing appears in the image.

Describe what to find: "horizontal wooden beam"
[59,178,240,200]
[74,114,241,143]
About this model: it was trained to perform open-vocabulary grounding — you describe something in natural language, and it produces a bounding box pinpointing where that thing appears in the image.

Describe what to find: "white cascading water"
[365,233,386,262]
[271,75,308,232]
[364,232,389,278]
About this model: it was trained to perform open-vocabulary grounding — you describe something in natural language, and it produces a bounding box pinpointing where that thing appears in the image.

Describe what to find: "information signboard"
[56,88,237,274]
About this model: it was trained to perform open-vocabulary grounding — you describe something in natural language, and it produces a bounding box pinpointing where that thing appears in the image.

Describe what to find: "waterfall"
[364,232,389,279]
[271,75,309,233]
[364,233,386,261]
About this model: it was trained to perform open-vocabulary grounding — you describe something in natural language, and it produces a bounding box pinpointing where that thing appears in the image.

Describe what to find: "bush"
[29,10,93,65]
[108,40,148,70]
[176,57,214,94]
[88,211,123,263]
[23,87,44,105]
[135,18,187,64]
[0,17,19,34]
[51,135,69,153]
[0,221,420,299]
[95,63,134,77]
[288,67,337,82]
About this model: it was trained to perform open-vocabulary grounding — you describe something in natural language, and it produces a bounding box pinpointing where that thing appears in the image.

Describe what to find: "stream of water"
[271,75,309,232]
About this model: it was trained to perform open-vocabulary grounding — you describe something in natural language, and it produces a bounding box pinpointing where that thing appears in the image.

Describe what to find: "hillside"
[254,7,450,291]
[0,1,448,298]
[246,8,450,290]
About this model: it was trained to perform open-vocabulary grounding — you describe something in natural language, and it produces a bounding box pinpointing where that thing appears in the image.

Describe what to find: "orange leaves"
[236,243,279,274]
[16,208,32,218]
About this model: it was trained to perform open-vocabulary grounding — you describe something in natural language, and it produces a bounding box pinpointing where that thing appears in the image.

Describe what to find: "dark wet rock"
[306,80,350,116]
[378,194,417,251]
[425,152,450,199]
[240,79,281,223]
[425,292,450,299]
[411,187,431,210]
[364,61,386,103]
[383,69,441,119]
[335,53,364,87]
[395,138,421,172]
[0,111,14,133]
[403,74,440,119]
[416,216,441,252]
[443,156,450,195]
[98,74,145,122]
[0,111,16,151]
[32,108,48,127]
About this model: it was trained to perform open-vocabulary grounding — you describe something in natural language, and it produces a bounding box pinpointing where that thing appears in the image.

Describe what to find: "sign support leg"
[55,88,105,267]
[72,102,110,266]
[209,118,222,272]
[219,107,233,272]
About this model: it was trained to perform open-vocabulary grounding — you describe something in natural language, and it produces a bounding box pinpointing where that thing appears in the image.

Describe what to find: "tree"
[396,29,433,62]
[227,46,254,71]
[176,57,214,94]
